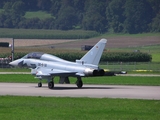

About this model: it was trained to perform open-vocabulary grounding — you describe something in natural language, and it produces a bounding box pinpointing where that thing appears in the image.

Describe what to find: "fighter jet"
[9,39,107,89]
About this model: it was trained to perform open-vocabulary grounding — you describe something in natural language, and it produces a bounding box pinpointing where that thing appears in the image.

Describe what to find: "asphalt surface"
[0,83,160,100]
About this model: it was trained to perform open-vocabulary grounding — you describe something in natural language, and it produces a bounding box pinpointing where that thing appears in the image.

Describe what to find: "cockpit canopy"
[22,52,70,63]
[23,52,44,59]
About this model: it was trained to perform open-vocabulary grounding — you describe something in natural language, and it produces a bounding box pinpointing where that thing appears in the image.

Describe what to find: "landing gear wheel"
[38,82,42,87]
[76,80,83,88]
[48,81,54,89]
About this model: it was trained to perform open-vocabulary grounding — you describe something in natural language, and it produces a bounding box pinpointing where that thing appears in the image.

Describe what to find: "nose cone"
[9,59,23,67]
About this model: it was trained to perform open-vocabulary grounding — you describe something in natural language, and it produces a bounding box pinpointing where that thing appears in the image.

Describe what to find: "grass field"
[152,53,160,62]
[24,11,53,19]
[110,44,160,62]
[0,74,160,86]
[100,32,160,38]
[0,68,29,72]
[100,62,160,72]
[0,28,99,39]
[110,45,160,64]
[0,96,159,120]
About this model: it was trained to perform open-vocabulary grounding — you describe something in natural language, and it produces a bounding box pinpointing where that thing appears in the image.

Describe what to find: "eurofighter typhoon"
[9,39,107,89]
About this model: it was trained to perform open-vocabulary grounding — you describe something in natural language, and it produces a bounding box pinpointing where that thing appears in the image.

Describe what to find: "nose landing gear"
[38,82,42,87]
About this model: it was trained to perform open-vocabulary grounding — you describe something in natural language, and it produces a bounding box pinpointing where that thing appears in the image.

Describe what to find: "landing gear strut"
[76,77,83,88]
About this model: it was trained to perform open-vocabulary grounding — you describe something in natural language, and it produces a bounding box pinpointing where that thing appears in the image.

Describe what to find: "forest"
[0,0,159,34]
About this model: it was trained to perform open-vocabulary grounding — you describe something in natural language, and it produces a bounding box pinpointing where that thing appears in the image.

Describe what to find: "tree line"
[0,0,159,33]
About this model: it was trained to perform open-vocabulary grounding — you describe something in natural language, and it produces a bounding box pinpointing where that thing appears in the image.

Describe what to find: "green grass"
[0,96,159,120]
[0,74,160,86]
[152,53,160,62]
[100,32,160,38]
[24,11,53,19]
[0,28,99,39]
[110,44,160,53]
[0,68,29,72]
[103,39,160,63]
[100,62,160,72]
[107,44,160,62]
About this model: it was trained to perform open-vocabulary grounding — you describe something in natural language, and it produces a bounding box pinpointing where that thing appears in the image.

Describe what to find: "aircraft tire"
[77,80,83,88]
[38,82,42,87]
[48,81,54,89]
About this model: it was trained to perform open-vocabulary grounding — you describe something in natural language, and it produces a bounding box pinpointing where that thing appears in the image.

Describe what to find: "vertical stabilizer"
[79,38,107,65]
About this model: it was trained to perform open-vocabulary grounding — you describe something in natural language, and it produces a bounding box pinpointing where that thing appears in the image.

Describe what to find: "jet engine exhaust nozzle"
[84,68,105,76]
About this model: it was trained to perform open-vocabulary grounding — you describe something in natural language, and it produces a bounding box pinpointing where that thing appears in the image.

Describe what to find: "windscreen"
[23,52,44,59]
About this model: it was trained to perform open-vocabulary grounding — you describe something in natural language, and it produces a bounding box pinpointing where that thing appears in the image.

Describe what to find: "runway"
[0,83,160,100]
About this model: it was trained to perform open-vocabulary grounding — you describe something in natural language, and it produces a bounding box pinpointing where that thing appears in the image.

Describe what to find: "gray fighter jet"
[9,39,107,89]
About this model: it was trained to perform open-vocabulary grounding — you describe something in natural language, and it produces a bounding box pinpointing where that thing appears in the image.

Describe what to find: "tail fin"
[78,38,107,65]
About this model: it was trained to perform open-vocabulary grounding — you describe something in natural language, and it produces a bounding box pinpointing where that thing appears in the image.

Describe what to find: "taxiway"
[0,83,160,100]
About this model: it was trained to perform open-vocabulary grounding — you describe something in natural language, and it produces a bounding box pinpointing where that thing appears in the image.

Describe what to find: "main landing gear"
[48,81,54,89]
[37,77,83,89]
[48,77,54,89]
[76,77,83,88]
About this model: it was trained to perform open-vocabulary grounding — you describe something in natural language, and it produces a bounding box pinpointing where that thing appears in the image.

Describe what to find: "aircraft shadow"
[53,86,117,90]
[35,86,127,90]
